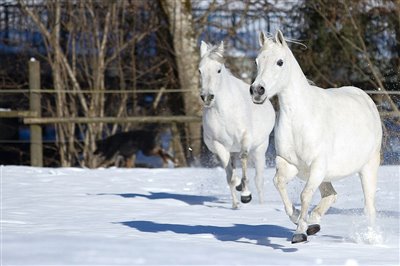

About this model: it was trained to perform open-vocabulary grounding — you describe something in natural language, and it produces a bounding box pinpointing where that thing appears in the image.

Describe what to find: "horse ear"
[275,30,287,47]
[259,31,267,47]
[200,41,209,57]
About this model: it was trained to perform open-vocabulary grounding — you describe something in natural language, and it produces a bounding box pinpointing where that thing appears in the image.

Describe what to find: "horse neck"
[278,51,314,115]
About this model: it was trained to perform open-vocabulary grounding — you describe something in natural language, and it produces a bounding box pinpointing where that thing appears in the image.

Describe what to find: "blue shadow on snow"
[98,192,220,206]
[119,220,297,252]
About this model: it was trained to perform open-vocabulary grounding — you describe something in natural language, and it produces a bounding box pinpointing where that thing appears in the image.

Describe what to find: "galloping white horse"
[199,41,275,209]
[250,30,382,243]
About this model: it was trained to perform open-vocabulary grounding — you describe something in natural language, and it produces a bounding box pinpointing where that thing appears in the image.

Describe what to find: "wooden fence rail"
[23,116,202,125]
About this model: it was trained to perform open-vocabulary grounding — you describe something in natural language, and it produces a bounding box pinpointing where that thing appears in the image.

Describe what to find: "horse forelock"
[206,45,225,64]
[260,36,277,52]
[260,33,276,52]
[260,36,307,52]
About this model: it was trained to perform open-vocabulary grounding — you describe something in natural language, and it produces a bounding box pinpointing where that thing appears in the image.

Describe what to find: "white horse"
[199,41,275,209]
[250,30,382,243]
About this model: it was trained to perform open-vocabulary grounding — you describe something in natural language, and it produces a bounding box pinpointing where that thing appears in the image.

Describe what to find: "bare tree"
[19,0,160,167]
[160,0,202,164]
[305,0,399,116]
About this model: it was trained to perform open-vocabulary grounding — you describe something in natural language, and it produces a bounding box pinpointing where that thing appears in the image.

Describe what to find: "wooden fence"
[0,59,399,166]
[0,59,202,167]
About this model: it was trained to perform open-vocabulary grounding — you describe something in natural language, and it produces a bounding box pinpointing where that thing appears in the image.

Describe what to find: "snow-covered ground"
[1,165,399,265]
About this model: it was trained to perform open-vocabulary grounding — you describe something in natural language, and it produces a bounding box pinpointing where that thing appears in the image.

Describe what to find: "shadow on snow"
[97,192,221,206]
[118,220,297,252]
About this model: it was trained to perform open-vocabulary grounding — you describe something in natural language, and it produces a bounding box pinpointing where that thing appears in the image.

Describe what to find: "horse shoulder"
[203,108,226,135]
[275,88,331,168]
[274,112,300,165]
[202,102,242,151]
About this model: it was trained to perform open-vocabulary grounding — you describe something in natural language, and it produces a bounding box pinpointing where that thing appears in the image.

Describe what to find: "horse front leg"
[274,156,299,224]
[214,142,240,209]
[292,161,326,244]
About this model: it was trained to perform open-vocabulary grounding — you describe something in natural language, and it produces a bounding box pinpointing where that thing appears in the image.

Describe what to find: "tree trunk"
[160,0,202,165]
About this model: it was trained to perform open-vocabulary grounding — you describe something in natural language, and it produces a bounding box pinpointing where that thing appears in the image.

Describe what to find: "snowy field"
[1,165,399,265]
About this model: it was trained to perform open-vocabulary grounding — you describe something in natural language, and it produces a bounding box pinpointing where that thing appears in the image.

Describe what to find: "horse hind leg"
[227,153,242,209]
[229,152,241,191]
[307,182,337,236]
[253,146,267,204]
[359,151,380,227]
[239,151,252,204]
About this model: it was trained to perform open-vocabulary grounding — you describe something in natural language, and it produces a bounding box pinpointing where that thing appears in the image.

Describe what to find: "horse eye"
[277,59,283,67]
[217,69,221,74]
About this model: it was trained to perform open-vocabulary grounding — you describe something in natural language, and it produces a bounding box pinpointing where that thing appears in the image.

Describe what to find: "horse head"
[198,41,225,108]
[250,30,291,104]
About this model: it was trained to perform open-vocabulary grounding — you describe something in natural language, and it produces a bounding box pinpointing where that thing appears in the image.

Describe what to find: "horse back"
[324,86,381,137]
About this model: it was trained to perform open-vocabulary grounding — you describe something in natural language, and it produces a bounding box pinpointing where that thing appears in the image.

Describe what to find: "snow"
[1,165,399,265]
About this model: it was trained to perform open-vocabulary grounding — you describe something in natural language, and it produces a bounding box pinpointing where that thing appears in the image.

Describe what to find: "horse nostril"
[200,95,205,102]
[259,86,265,95]
[249,86,254,95]
[209,94,215,100]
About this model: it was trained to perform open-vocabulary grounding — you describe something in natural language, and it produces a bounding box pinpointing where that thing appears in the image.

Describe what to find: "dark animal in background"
[95,129,176,168]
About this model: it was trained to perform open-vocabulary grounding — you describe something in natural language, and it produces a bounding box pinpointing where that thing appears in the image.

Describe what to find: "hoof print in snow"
[307,224,321,236]
[291,233,307,244]
[241,194,252,204]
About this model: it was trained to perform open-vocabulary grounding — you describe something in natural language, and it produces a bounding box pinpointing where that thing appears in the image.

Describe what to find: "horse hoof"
[241,194,252,204]
[291,233,307,244]
[236,184,243,192]
[307,224,321,236]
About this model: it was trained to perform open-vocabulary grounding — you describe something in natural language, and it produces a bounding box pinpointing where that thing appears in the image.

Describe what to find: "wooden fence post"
[29,58,43,167]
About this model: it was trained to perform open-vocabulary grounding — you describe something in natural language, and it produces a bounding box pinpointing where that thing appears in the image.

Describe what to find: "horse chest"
[203,110,244,151]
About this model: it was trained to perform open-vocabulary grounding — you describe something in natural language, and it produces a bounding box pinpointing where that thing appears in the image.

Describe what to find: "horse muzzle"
[249,85,267,104]
[200,94,215,107]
